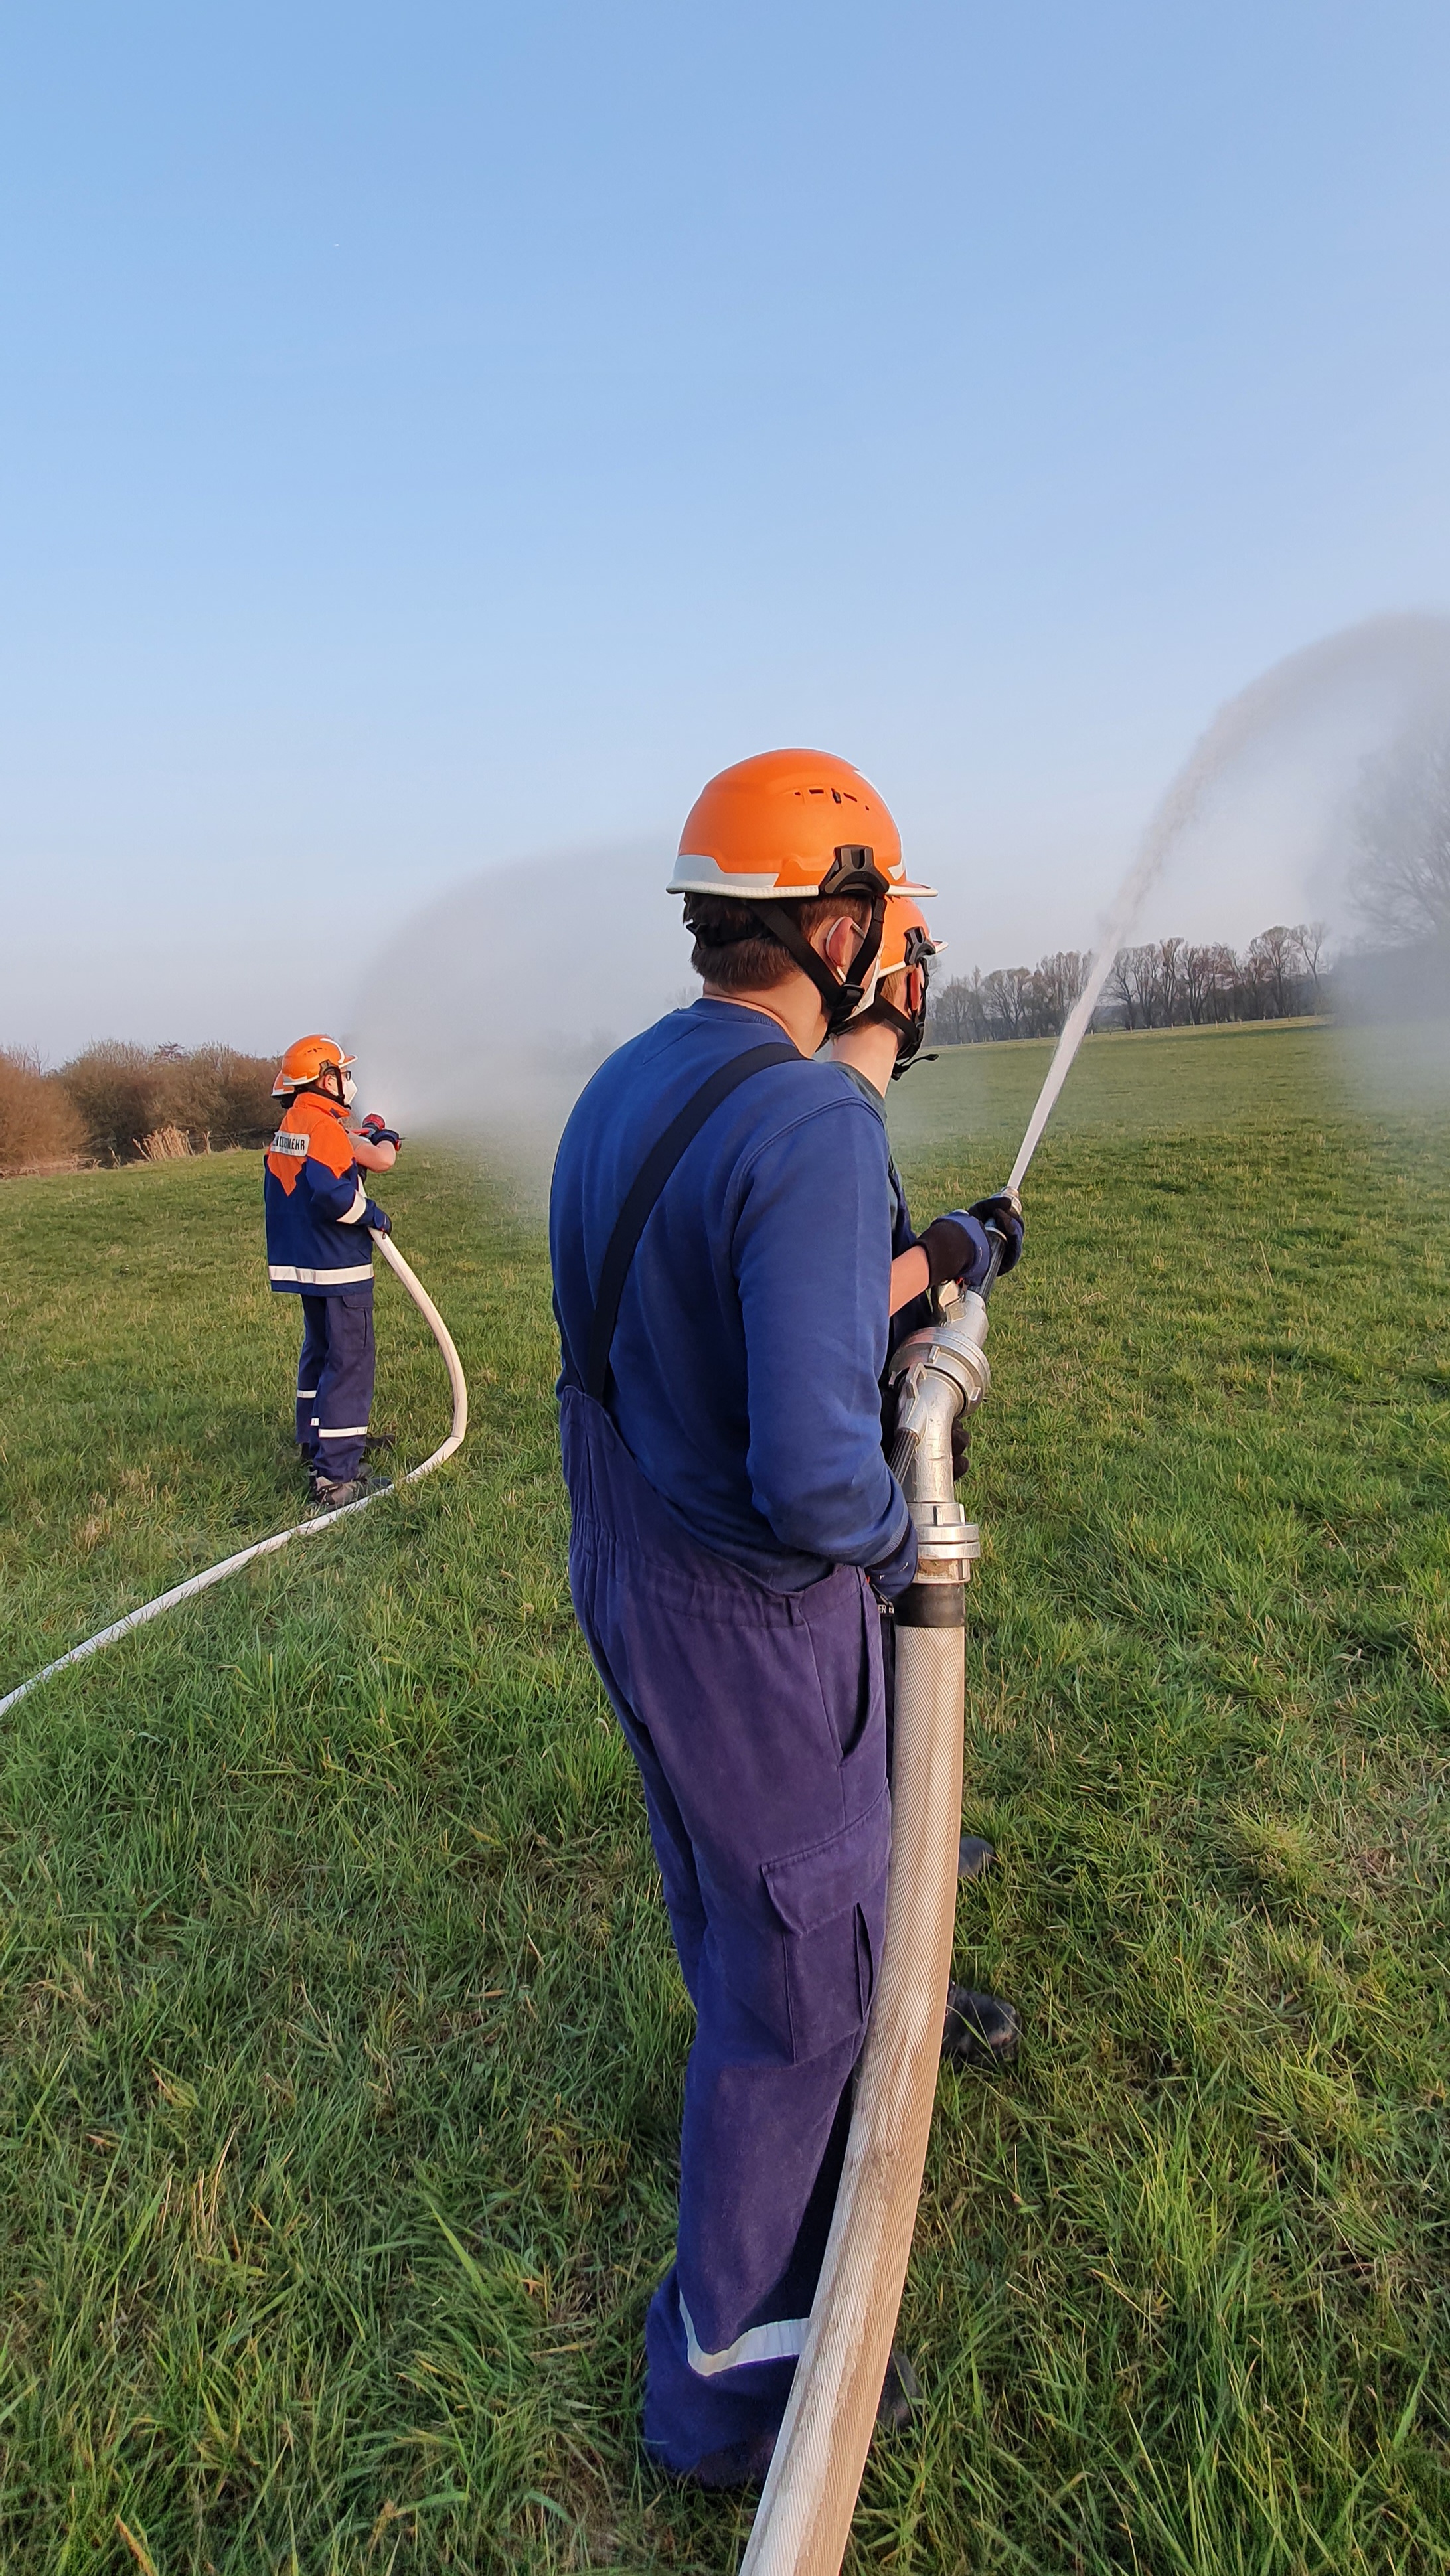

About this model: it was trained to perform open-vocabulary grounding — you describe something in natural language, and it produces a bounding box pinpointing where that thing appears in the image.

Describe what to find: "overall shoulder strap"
[584,1040,799,1401]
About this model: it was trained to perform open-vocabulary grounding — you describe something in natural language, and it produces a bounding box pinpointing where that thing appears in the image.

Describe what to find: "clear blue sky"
[4,0,1449,1057]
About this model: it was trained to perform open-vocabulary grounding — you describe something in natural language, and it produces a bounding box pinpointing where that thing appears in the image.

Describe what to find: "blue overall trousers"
[562,1383,890,2474]
[295,1288,375,1481]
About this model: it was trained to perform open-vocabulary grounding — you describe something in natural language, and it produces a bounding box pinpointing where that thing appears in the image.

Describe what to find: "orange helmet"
[272,1034,356,1097]
[856,896,943,1000]
[669,749,934,1035]
[668,748,935,901]
[844,895,943,1076]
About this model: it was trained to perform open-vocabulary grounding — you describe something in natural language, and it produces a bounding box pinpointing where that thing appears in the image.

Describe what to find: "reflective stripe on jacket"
[263,1093,374,1295]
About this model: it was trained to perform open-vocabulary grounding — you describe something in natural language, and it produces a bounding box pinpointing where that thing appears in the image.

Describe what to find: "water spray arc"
[0,1231,467,1721]
[1010,610,1450,1193]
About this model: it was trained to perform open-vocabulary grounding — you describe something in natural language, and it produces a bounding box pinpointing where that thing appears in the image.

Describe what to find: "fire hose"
[0,1230,467,1721]
[740,1246,1002,2576]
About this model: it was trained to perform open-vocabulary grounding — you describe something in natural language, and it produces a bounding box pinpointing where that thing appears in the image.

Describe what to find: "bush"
[57,1042,280,1160]
[58,1041,164,1164]
[0,1049,86,1175]
[174,1045,278,1148]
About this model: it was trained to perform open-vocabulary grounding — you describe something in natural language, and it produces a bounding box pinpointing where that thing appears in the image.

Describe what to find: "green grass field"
[1,1022,1448,2575]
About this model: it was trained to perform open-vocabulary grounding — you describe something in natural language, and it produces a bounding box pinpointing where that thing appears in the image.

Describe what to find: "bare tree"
[1247,925,1302,1019]
[1350,713,1450,945]
[1111,945,1167,1028]
[1034,949,1090,1033]
[1293,919,1329,1000]
[975,966,1030,1039]
[1178,943,1217,1023]
[1201,943,1238,1021]
[927,971,987,1046]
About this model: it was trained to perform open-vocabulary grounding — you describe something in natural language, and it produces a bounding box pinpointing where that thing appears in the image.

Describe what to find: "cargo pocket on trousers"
[762,1788,890,2064]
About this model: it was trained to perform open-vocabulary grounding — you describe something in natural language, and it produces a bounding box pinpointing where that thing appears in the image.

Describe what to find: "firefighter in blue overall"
[264,1035,401,1507]
[549,750,1023,2488]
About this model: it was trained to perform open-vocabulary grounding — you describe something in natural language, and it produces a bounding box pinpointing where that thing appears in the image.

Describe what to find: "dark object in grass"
[958,1833,997,1880]
[681,2350,921,2489]
[943,1983,1020,2068]
[361,1429,396,1455]
[876,2346,922,2433]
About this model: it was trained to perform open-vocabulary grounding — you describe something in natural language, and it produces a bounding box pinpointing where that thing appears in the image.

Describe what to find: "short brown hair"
[685,891,873,992]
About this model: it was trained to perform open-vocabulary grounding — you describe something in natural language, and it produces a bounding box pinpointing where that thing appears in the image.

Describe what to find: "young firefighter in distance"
[264,1035,402,1507]
[831,893,1023,2065]
[549,750,1025,2489]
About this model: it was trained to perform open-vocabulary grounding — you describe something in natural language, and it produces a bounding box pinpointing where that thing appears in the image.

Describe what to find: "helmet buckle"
[818,844,886,897]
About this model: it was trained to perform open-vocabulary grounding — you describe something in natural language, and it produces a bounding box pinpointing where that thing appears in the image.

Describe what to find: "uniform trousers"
[560,1383,890,2474]
[294,1288,376,1481]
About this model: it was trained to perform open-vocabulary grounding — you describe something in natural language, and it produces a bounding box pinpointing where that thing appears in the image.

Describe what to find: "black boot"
[685,2429,778,2490]
[942,1983,1020,2068]
[307,1467,386,1512]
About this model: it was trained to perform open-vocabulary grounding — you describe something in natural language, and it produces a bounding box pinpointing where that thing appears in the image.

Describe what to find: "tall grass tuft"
[133,1124,195,1162]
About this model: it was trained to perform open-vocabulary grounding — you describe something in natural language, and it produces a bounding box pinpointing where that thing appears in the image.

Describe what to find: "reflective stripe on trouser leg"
[559,1383,888,2476]
[311,1287,376,1482]
[296,1297,331,1461]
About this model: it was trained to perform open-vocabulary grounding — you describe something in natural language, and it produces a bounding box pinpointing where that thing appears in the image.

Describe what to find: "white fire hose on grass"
[0,1230,467,1721]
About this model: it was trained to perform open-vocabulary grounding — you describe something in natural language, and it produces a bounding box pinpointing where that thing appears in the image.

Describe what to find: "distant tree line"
[0,1041,278,1177]
[928,923,1329,1045]
[928,700,1450,1048]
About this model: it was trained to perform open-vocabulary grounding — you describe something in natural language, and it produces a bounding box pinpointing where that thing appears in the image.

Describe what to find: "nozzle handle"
[979,1222,1008,1298]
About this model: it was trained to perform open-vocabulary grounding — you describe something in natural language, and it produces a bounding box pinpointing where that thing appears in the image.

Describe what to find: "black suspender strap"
[584,1041,800,1402]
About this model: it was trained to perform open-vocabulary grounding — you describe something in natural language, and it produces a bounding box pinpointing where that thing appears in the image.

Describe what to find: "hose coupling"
[886,1282,993,1592]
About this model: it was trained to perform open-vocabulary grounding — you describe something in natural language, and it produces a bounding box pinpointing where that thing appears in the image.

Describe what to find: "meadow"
[1,1020,1447,2575]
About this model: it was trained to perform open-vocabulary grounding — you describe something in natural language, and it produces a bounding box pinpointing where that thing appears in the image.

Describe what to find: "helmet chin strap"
[864,927,937,1077]
[873,994,929,1077]
[684,846,892,1037]
[755,888,886,1037]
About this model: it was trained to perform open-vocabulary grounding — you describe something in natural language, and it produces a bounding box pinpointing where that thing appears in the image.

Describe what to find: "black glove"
[916,1210,993,1293]
[364,1200,392,1235]
[968,1191,1024,1274]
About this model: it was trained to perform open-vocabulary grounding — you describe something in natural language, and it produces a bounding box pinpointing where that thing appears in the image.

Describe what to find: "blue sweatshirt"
[550,998,915,1592]
[835,1062,935,1353]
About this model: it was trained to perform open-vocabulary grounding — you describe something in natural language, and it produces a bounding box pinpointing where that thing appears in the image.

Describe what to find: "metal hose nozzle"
[886,1282,992,1582]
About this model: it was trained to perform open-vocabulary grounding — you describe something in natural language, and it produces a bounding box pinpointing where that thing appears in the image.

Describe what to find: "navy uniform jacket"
[264,1093,375,1294]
